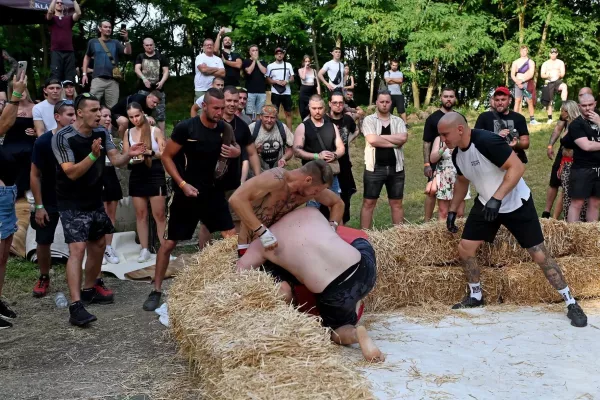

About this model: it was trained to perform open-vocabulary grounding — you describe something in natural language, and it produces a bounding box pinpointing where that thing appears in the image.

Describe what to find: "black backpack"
[252,120,287,145]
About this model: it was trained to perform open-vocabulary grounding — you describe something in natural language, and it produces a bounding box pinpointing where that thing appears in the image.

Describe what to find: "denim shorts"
[246,93,267,116]
[363,166,405,200]
[0,186,18,240]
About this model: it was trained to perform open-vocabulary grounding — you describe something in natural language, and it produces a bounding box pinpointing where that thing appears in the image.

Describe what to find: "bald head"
[580,93,595,103]
[579,87,593,98]
[437,112,469,149]
[438,112,468,129]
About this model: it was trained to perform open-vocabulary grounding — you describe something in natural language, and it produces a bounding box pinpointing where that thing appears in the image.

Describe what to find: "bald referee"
[438,112,587,327]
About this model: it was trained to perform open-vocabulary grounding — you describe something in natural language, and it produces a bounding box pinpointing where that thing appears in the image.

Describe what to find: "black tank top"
[301,119,336,165]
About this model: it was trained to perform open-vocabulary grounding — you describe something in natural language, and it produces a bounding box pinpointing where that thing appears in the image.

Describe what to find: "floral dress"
[435,146,471,201]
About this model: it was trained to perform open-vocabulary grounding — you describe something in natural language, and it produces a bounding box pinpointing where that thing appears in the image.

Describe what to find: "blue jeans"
[0,185,18,240]
[307,176,341,208]
[246,93,267,117]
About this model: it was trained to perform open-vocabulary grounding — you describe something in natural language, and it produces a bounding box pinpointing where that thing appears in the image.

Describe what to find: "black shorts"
[164,189,234,241]
[391,94,405,114]
[462,196,544,249]
[59,208,115,244]
[102,165,123,202]
[569,167,600,199]
[30,211,60,245]
[549,150,563,188]
[363,166,405,200]
[316,238,377,330]
[271,93,293,113]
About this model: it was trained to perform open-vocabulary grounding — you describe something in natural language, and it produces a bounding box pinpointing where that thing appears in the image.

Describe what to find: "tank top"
[301,119,336,165]
[300,69,315,86]
[129,126,159,153]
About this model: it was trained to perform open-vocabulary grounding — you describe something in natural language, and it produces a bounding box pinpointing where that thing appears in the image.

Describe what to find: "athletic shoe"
[138,248,151,263]
[32,275,50,298]
[81,286,114,306]
[452,295,484,309]
[69,301,97,327]
[143,290,162,311]
[104,246,120,264]
[567,303,587,327]
[541,211,551,219]
[529,119,540,125]
[547,119,553,125]
[0,318,12,329]
[0,299,16,319]
[94,278,115,303]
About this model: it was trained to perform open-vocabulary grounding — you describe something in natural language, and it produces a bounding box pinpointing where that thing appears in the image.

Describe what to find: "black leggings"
[299,85,317,120]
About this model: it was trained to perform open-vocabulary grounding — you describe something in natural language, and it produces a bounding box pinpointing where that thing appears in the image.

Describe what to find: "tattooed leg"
[458,240,483,283]
[527,243,567,290]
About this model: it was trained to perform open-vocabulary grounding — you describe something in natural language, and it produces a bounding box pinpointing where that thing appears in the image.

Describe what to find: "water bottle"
[55,292,69,309]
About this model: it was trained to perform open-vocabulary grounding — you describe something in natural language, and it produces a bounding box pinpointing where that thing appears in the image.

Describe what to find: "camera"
[505,129,518,143]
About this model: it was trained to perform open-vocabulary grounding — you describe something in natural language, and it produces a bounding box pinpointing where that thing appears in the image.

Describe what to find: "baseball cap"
[274,47,285,54]
[62,80,75,86]
[45,78,62,87]
[493,86,511,96]
[550,48,558,53]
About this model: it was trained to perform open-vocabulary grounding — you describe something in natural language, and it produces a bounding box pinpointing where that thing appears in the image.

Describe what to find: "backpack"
[252,120,287,145]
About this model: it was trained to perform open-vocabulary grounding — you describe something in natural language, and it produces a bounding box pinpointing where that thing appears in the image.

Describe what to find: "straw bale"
[567,222,600,257]
[502,256,600,304]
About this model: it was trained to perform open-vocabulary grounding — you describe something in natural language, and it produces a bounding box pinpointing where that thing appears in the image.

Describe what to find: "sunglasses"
[235,86,248,93]
[74,92,97,110]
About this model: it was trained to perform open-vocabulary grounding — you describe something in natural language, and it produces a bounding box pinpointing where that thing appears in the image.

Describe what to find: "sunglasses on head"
[74,92,97,110]
[236,86,248,93]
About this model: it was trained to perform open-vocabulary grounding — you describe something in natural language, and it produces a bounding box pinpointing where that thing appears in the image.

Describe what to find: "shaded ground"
[0,274,198,400]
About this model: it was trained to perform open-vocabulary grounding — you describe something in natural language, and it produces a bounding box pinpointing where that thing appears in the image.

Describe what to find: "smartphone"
[120,23,126,31]
[223,27,232,33]
[16,61,27,78]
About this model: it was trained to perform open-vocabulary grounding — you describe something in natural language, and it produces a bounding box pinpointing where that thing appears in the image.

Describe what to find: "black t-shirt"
[568,114,600,169]
[301,119,336,165]
[242,59,267,93]
[221,51,242,86]
[329,114,356,167]
[474,110,529,164]
[375,124,396,166]
[346,99,358,109]
[170,117,227,193]
[221,115,254,191]
[31,130,58,212]
[52,126,116,211]
[111,93,153,118]
[135,52,169,91]
[423,110,447,143]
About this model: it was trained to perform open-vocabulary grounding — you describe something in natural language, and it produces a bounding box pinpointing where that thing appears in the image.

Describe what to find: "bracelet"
[438,148,445,156]
[179,180,187,188]
[547,145,553,149]
[8,100,19,106]
[253,224,264,233]
[313,153,319,160]
[11,91,22,99]
[329,220,339,228]
[35,204,44,210]
[88,153,97,162]
[424,163,430,167]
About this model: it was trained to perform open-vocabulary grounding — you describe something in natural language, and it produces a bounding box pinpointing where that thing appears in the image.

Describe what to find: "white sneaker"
[529,119,540,125]
[138,248,151,263]
[102,256,107,265]
[104,246,120,264]
[546,119,553,125]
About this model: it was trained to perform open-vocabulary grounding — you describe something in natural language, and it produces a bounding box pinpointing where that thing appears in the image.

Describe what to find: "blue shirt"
[32,130,59,212]
[85,38,125,79]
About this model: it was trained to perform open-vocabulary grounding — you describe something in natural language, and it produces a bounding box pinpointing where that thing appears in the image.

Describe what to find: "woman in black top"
[343,65,355,91]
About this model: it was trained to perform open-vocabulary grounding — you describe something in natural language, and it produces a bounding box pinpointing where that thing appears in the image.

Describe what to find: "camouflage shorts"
[59,208,115,244]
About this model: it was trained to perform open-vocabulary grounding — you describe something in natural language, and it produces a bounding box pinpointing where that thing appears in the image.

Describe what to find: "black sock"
[530,116,535,121]
[548,114,552,120]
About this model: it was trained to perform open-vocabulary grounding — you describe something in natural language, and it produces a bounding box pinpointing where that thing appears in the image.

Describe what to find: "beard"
[224,44,232,49]
[442,102,454,111]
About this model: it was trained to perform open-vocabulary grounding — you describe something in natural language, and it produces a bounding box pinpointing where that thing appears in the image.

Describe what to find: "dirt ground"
[0,275,198,400]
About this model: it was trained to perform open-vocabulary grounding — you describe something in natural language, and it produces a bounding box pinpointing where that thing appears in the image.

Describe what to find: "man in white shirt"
[318,47,344,94]
[266,48,294,130]
[189,77,224,117]
[194,38,225,101]
[384,60,407,124]
[33,78,62,136]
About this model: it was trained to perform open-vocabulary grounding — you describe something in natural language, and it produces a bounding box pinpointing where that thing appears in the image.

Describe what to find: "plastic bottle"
[55,292,69,308]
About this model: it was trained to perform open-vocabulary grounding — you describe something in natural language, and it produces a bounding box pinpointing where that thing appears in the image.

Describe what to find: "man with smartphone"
[82,21,132,108]
[46,0,82,83]
[214,27,242,87]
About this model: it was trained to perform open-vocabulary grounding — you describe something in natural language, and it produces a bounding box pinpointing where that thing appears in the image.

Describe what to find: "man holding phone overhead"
[82,20,132,108]
[46,0,82,83]
[214,27,242,87]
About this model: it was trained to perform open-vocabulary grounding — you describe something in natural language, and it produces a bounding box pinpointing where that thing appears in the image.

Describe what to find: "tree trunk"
[311,26,321,71]
[335,34,341,48]
[423,57,439,107]
[518,0,527,45]
[40,25,48,72]
[534,9,552,86]
[410,61,420,109]
[368,44,376,105]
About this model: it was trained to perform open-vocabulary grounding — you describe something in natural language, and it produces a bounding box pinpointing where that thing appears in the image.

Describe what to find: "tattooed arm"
[292,123,318,160]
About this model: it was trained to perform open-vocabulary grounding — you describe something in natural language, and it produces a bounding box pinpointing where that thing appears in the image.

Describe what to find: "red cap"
[493,86,511,96]
[274,47,285,54]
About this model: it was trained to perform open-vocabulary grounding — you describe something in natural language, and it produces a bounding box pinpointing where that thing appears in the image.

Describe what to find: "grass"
[4,77,559,295]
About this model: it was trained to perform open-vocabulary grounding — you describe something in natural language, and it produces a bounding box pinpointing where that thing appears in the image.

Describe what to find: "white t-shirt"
[32,100,57,131]
[385,70,403,95]
[266,61,294,95]
[321,60,344,89]
[195,95,204,107]
[194,53,225,91]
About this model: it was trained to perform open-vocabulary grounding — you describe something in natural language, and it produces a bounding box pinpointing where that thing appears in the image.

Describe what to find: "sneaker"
[0,299,16,319]
[69,301,97,326]
[143,290,162,311]
[529,119,540,125]
[81,286,114,306]
[102,256,107,265]
[32,275,50,298]
[452,295,484,309]
[104,246,120,264]
[567,303,587,327]
[546,119,553,125]
[541,211,551,219]
[138,248,151,263]
[0,318,12,329]
[94,278,115,303]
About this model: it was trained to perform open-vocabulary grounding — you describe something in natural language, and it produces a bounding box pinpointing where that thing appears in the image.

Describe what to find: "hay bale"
[502,256,600,304]
[568,222,600,257]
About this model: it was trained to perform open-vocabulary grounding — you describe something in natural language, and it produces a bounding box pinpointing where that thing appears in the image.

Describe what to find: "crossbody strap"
[98,39,117,67]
